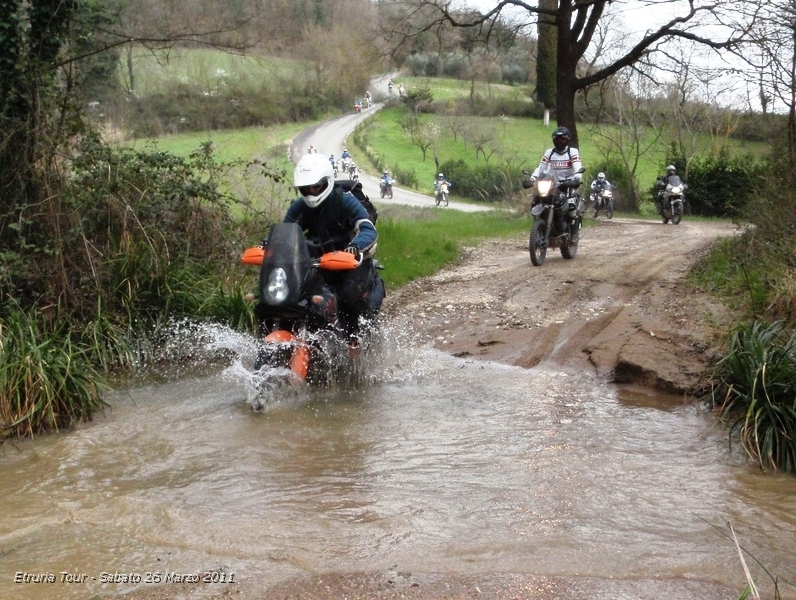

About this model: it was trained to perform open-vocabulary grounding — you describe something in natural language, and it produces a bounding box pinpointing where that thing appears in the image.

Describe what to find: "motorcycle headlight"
[265,268,289,304]
[537,180,553,196]
[670,186,682,194]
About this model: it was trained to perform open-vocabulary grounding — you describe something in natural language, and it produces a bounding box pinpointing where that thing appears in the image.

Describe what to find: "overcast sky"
[452,0,763,112]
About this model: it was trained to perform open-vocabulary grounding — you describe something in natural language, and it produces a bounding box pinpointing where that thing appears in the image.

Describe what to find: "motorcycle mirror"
[576,167,586,174]
[521,179,534,189]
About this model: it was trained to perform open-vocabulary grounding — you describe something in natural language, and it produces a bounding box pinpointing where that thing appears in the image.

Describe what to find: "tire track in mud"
[384,217,740,394]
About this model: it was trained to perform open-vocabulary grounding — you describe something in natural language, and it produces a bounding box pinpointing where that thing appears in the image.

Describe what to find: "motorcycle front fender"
[531,203,546,217]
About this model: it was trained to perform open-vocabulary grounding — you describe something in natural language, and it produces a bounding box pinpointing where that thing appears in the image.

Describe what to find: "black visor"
[298,180,329,197]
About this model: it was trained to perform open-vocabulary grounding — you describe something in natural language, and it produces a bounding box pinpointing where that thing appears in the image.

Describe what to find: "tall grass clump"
[0,310,108,439]
[708,320,796,473]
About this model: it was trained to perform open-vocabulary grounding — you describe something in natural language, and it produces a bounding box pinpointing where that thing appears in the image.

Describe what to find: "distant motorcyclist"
[380,171,394,187]
[529,126,584,242]
[590,172,612,195]
[656,165,682,211]
[364,90,372,107]
[341,148,351,160]
[434,173,451,199]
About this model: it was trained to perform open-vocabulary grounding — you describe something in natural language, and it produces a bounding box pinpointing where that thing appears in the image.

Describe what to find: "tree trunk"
[555,1,579,147]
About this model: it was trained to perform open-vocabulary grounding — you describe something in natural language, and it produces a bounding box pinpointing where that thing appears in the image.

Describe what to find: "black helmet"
[552,126,570,152]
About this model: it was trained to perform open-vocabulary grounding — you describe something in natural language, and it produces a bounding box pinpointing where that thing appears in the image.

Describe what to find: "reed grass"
[0,311,108,439]
[710,320,796,473]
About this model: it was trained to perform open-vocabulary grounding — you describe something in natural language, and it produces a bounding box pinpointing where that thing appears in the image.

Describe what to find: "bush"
[685,153,766,217]
[438,159,520,202]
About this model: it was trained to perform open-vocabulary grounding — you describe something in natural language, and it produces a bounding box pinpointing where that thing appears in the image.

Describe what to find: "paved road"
[290,78,492,213]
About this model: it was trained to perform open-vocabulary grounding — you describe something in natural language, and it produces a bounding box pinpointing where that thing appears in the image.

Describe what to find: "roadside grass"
[374,205,530,288]
[0,309,109,439]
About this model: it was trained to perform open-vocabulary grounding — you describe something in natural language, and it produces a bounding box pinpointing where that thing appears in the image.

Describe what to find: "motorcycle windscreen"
[259,223,313,306]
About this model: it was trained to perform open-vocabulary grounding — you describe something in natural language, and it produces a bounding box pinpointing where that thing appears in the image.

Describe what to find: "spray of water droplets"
[128,315,441,411]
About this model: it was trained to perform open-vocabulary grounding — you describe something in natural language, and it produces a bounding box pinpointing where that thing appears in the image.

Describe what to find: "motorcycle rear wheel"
[671,203,682,225]
[435,194,441,206]
[529,220,547,266]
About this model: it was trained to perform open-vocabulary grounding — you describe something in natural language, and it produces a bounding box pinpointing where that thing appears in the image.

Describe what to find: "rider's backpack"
[334,180,379,224]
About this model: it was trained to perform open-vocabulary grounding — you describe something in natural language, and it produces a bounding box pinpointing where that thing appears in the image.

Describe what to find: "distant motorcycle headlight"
[537,180,553,196]
[670,186,682,194]
[266,268,289,304]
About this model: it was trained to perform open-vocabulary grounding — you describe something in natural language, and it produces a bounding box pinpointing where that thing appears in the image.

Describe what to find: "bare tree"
[585,68,664,208]
[403,115,441,161]
[379,0,756,148]
[743,0,796,166]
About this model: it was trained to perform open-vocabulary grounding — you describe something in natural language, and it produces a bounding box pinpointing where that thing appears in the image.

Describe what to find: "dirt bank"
[383,216,739,395]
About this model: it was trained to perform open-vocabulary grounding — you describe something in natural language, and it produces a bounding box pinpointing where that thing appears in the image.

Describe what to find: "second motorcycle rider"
[529,126,584,242]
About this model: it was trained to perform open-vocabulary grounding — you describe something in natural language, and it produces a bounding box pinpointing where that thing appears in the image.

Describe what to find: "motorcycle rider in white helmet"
[656,164,679,213]
[434,172,451,200]
[590,171,613,216]
[529,126,583,242]
[284,154,384,338]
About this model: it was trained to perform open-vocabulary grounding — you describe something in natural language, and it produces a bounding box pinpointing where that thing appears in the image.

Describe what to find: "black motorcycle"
[523,166,584,266]
[241,222,378,385]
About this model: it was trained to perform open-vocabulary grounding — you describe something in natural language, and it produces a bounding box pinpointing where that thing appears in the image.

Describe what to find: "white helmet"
[597,172,605,180]
[294,154,335,208]
[438,173,444,178]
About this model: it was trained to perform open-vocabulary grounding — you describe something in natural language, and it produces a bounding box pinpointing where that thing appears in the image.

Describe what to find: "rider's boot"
[567,217,579,243]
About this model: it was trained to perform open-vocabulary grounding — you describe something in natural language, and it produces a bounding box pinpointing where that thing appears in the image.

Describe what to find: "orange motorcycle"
[241,223,378,384]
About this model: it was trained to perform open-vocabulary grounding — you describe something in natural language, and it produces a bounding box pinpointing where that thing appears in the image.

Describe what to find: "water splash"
[130,315,438,410]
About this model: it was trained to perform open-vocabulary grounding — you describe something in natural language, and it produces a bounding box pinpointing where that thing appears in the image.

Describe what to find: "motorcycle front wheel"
[606,200,614,219]
[388,188,393,199]
[671,202,682,225]
[529,220,547,266]
[442,192,449,207]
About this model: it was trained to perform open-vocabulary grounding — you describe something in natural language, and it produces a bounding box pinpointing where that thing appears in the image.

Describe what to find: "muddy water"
[1,321,795,600]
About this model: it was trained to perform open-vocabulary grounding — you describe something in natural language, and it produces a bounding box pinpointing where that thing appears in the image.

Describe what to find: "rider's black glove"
[344,246,362,261]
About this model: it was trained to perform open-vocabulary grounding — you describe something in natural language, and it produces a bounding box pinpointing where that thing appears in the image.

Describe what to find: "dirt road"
[384,216,740,395]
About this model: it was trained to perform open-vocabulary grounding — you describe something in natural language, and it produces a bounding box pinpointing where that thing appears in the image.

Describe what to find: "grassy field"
[122,47,305,96]
[124,122,309,164]
[390,75,533,103]
[357,104,767,201]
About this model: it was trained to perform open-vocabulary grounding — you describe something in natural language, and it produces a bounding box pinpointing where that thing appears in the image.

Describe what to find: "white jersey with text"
[531,146,582,182]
